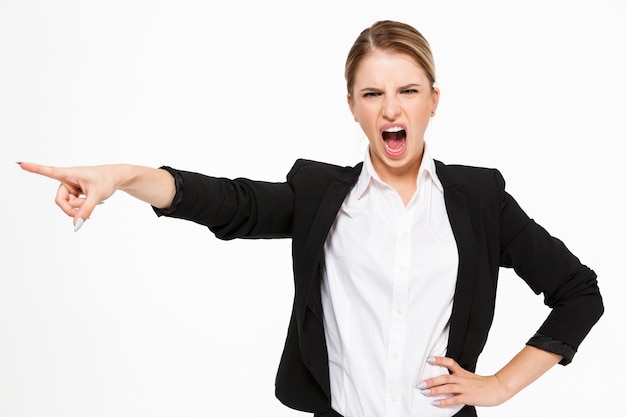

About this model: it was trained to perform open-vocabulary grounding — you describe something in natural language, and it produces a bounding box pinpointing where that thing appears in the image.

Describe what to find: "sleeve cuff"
[526,332,576,366]
[152,166,184,217]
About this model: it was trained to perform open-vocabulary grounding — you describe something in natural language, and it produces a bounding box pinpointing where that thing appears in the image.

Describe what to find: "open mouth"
[382,126,407,155]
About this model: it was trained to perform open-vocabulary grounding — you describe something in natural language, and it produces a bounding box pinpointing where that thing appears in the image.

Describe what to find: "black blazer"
[156,159,603,417]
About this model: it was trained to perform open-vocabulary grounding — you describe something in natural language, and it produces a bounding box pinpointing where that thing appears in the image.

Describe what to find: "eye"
[363,91,382,98]
[401,88,419,95]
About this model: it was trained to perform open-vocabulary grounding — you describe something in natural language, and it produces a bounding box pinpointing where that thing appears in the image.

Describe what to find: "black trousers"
[314,409,343,417]
[314,406,475,416]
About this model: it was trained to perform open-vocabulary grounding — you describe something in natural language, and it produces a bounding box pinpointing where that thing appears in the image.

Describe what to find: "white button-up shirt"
[321,144,463,417]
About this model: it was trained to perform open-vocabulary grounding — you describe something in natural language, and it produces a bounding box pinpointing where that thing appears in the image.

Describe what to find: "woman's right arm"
[18,162,175,231]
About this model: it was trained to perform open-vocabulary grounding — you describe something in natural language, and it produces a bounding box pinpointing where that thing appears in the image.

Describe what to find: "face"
[348,49,439,180]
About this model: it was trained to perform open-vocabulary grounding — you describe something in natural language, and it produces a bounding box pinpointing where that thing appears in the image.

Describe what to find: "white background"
[1,0,624,416]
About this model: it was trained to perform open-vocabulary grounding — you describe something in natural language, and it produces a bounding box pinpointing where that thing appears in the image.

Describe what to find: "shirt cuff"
[152,166,184,217]
[526,332,576,365]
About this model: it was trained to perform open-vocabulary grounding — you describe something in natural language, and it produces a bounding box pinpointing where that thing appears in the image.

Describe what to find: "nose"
[382,95,401,120]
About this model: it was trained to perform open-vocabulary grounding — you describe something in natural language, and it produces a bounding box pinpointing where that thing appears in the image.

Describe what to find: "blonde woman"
[19,20,603,417]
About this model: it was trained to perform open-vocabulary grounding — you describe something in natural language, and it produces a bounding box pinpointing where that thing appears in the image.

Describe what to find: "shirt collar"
[354,142,443,200]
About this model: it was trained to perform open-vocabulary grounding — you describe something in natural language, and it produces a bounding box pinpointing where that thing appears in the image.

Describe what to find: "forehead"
[353,50,428,86]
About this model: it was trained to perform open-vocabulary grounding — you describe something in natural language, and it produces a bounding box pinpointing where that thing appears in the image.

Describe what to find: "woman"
[19,20,603,417]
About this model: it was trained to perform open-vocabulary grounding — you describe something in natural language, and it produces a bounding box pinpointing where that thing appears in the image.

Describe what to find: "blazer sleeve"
[496,170,604,364]
[152,165,298,240]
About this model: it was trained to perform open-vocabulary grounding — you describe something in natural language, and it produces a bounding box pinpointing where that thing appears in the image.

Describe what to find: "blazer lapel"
[435,162,478,362]
[300,167,362,323]
[295,165,362,398]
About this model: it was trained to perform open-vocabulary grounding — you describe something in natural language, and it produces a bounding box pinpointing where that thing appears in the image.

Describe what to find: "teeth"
[384,126,405,133]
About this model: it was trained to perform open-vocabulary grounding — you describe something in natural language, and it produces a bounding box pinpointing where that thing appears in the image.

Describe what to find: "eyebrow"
[358,83,422,92]
[400,83,421,89]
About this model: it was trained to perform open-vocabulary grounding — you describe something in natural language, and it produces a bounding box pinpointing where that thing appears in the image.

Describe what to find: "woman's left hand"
[417,356,511,408]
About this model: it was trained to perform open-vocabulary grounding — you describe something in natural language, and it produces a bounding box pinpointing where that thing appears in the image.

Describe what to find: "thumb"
[72,195,101,232]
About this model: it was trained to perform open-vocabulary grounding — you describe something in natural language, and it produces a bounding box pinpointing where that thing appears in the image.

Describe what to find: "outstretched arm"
[18,162,175,231]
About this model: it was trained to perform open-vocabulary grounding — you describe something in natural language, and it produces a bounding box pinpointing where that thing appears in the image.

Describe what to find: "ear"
[430,87,440,117]
[347,93,358,122]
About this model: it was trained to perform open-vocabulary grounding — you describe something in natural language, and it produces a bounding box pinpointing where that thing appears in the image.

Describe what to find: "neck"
[371,154,422,207]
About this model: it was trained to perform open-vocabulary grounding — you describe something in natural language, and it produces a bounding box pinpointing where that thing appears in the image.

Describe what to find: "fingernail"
[415,381,427,389]
[426,357,436,363]
[431,400,440,406]
[74,218,85,232]
[420,389,431,395]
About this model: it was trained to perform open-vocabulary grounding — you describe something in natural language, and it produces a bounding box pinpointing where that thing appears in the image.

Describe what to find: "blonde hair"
[345,20,436,95]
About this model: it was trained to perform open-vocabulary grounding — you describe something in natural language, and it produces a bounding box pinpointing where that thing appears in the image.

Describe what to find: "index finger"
[18,162,69,182]
[427,356,464,373]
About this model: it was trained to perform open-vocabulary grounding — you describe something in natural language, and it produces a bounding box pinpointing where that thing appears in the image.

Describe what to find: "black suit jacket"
[156,159,603,417]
